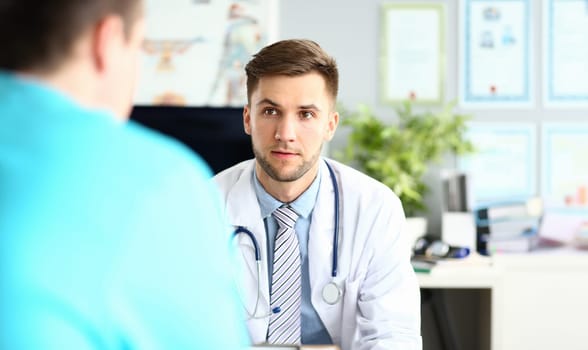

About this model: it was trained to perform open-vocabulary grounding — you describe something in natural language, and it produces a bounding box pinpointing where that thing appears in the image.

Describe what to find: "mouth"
[271,149,299,159]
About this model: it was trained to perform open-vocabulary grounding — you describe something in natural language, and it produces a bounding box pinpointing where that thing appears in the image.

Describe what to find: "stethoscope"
[232,160,342,319]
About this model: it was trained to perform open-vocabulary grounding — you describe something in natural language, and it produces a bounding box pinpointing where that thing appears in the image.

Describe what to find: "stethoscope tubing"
[326,160,339,278]
[233,226,261,261]
[233,160,339,276]
[232,160,342,313]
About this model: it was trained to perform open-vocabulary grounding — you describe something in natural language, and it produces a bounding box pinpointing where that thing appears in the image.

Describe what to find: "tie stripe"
[268,206,301,345]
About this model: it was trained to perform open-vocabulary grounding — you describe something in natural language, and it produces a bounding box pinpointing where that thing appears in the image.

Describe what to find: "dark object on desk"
[130,106,253,174]
[414,235,470,259]
[442,172,472,212]
[411,236,470,274]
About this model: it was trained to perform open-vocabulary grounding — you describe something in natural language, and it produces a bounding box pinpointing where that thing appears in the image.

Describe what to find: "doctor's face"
[244,72,339,185]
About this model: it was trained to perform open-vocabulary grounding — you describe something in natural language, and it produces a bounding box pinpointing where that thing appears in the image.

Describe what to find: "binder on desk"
[475,198,542,254]
[486,233,538,253]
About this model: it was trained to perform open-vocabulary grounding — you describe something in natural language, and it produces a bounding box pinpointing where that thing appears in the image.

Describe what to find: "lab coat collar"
[252,164,321,220]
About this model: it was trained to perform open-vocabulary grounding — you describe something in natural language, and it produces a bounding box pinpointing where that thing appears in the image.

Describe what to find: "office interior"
[131,1,588,350]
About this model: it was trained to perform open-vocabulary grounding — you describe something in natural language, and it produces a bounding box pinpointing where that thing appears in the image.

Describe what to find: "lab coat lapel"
[226,162,270,342]
[308,160,340,341]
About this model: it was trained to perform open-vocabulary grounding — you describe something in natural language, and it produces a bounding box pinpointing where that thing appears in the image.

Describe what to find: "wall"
[279,0,586,233]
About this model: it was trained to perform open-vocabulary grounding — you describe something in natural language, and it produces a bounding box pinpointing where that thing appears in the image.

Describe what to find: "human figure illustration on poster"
[135,0,274,107]
[208,3,265,106]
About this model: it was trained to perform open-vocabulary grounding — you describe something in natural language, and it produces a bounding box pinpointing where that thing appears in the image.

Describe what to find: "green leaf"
[334,100,476,216]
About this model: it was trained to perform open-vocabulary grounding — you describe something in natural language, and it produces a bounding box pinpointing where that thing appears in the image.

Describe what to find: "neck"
[19,46,126,122]
[255,162,320,203]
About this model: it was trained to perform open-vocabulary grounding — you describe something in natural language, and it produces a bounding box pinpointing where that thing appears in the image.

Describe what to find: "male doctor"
[215,39,422,349]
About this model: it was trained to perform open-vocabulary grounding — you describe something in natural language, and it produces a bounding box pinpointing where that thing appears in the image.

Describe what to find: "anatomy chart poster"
[135,0,277,107]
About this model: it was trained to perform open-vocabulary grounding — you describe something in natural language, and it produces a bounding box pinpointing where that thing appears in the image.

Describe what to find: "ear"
[325,110,339,141]
[243,105,252,135]
[91,15,125,74]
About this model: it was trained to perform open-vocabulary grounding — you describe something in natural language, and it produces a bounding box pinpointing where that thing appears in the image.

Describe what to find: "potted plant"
[335,100,474,243]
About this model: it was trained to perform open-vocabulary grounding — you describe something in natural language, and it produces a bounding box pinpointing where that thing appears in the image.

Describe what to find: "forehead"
[251,72,333,105]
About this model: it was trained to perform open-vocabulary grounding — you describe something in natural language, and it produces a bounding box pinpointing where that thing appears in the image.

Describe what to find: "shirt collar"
[252,164,322,219]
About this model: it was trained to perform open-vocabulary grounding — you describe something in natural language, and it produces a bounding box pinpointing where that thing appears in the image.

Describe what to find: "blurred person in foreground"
[0,0,248,348]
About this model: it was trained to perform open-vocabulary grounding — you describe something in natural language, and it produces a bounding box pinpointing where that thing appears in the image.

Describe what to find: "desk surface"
[417,247,588,350]
[492,246,588,269]
[416,247,588,288]
[416,252,498,288]
[417,264,499,288]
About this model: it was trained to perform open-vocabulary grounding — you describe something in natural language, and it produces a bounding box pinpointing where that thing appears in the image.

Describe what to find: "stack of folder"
[475,198,543,255]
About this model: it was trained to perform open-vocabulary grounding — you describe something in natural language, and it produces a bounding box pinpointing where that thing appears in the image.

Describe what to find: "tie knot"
[272,206,299,230]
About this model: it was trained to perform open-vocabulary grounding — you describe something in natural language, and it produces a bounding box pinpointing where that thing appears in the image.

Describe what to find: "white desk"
[417,248,588,350]
[417,258,501,350]
[492,248,588,350]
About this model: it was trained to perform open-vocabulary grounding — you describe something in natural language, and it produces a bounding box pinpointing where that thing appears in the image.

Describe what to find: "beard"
[253,143,322,182]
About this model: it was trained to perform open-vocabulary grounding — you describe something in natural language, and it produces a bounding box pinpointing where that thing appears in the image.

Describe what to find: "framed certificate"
[135,0,279,107]
[380,3,445,105]
[459,0,533,108]
[458,122,537,205]
[543,0,588,108]
[541,123,588,213]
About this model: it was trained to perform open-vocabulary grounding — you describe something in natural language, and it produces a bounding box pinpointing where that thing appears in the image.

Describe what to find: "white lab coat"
[215,158,422,350]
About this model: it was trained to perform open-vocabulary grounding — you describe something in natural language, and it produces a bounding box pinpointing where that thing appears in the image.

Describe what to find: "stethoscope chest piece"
[322,281,342,305]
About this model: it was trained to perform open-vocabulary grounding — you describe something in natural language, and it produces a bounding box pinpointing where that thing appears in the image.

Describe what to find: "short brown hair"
[245,39,339,103]
[0,0,143,73]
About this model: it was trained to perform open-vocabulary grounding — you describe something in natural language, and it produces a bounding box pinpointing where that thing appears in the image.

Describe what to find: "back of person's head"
[0,0,142,73]
[244,39,339,103]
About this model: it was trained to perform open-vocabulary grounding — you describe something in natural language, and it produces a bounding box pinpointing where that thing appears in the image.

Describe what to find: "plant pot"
[405,216,428,251]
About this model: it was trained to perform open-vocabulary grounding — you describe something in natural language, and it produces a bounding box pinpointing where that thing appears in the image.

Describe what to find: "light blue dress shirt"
[252,167,333,345]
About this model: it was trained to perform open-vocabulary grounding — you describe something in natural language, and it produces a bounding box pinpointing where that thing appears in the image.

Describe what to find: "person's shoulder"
[214,159,254,185]
[111,122,222,224]
[120,120,213,180]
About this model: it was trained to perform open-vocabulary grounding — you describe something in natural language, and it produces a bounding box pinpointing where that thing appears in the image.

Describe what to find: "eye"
[263,108,278,116]
[300,111,314,119]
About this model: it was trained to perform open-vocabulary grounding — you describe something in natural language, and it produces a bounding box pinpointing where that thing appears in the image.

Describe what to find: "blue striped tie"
[268,206,301,345]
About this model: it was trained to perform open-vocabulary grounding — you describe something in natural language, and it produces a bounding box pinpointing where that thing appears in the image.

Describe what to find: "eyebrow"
[256,98,280,107]
[255,98,321,112]
[300,104,321,112]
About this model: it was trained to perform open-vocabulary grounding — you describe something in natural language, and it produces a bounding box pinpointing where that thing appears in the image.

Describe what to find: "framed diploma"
[458,122,537,205]
[543,0,588,108]
[459,0,533,108]
[380,3,445,105]
[135,0,278,107]
[541,123,588,213]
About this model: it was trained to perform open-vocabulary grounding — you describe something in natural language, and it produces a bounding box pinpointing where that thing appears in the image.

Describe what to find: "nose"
[275,115,296,142]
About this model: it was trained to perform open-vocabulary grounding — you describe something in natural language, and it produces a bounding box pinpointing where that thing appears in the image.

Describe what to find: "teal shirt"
[0,72,249,349]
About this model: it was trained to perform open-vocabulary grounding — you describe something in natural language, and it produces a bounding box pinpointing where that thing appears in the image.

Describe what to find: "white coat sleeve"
[355,191,422,350]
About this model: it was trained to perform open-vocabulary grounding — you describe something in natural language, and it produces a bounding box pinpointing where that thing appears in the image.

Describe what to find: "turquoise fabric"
[0,72,249,349]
